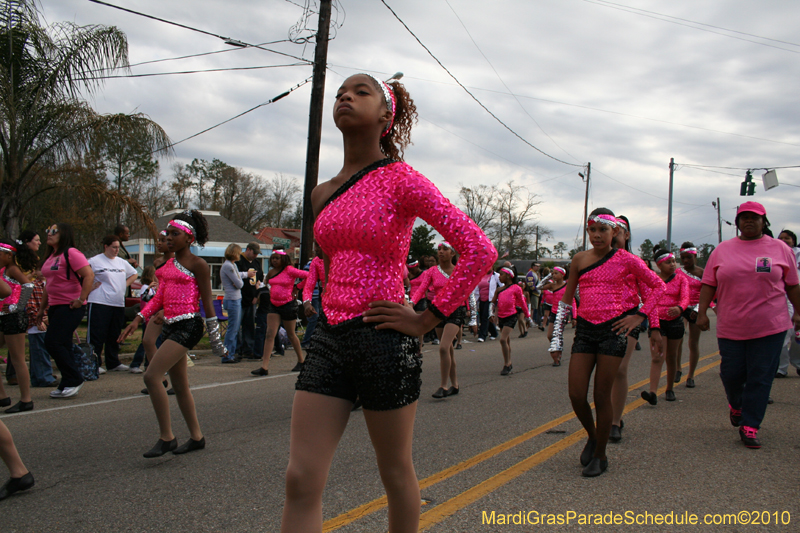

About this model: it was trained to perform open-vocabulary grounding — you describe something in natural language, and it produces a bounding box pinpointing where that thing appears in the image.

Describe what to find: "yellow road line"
[323,351,720,531]
[417,357,722,530]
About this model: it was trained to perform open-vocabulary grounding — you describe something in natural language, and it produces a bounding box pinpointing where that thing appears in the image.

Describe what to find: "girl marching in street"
[676,242,704,388]
[550,208,664,476]
[493,266,530,375]
[119,211,227,458]
[280,73,495,533]
[541,265,573,367]
[640,246,690,405]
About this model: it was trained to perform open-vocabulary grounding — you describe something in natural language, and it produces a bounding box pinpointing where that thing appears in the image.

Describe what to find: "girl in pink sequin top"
[555,208,665,478]
[493,267,529,375]
[676,241,705,387]
[282,74,496,532]
[540,266,575,366]
[120,211,218,459]
[641,247,690,405]
[252,251,308,375]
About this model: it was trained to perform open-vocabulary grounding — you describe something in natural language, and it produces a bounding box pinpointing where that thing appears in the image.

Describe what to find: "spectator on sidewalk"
[220,244,243,363]
[235,242,263,358]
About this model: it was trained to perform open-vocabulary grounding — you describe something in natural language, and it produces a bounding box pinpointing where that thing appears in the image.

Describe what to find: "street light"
[578,165,590,250]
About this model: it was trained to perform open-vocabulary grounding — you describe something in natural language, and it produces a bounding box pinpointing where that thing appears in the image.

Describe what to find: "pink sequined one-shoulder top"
[138,258,200,323]
[646,273,690,328]
[0,267,22,314]
[576,249,665,324]
[301,257,326,303]
[496,284,529,319]
[411,266,454,306]
[315,160,497,325]
[678,267,702,306]
[268,266,307,306]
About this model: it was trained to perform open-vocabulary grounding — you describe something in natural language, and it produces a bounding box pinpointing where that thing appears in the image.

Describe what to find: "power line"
[592,168,705,206]
[680,163,800,171]
[580,0,800,55]
[443,0,582,165]
[81,63,307,80]
[88,0,312,64]
[124,41,292,69]
[379,0,584,168]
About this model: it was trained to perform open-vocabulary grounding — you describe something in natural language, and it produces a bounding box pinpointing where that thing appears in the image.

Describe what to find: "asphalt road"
[2,315,798,532]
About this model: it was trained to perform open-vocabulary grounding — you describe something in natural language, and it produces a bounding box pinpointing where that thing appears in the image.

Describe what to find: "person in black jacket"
[235,242,263,358]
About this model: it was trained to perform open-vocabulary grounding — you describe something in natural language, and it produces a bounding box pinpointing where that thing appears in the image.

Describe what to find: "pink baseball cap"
[737,201,766,216]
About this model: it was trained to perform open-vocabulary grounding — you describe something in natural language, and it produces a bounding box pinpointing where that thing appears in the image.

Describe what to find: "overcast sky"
[44,0,800,253]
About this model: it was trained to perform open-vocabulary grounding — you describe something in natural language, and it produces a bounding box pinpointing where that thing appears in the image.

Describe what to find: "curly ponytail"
[172,210,209,246]
[378,80,418,162]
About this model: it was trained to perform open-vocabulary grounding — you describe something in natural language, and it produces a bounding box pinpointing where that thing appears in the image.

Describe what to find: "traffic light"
[740,171,756,196]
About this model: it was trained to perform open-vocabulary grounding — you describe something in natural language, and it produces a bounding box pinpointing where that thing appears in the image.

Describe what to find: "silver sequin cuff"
[549,301,571,353]
[205,317,227,357]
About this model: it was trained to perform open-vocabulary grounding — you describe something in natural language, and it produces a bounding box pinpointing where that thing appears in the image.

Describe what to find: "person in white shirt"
[87,235,137,372]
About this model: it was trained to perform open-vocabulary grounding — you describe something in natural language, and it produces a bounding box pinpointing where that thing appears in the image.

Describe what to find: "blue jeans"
[28,332,56,386]
[301,297,321,347]
[223,298,242,357]
[718,332,784,429]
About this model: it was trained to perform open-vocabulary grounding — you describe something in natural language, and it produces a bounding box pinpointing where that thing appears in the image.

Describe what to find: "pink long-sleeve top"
[408,271,424,297]
[411,266,448,305]
[302,257,326,302]
[268,266,308,306]
[576,249,665,324]
[315,160,497,326]
[0,267,22,314]
[138,258,200,323]
[621,262,652,310]
[679,267,702,306]
[496,284,530,319]
[646,272,690,329]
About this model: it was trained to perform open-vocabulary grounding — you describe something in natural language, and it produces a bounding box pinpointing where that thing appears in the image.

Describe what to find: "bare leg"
[499,326,512,366]
[281,392,352,532]
[260,313,282,371]
[592,354,624,460]
[686,323,701,379]
[6,334,30,403]
[568,352,598,441]
[143,319,164,363]
[665,338,682,391]
[439,323,460,389]
[364,403,420,533]
[676,321,685,369]
[611,337,637,425]
[283,319,305,364]
[143,340,191,441]
[0,420,28,478]
[648,334,666,393]
[167,351,203,441]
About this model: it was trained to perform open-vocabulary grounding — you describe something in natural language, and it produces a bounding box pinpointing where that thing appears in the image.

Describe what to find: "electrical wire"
[159,76,312,151]
[592,168,705,206]
[443,0,582,165]
[379,0,584,168]
[680,163,800,171]
[124,41,292,69]
[88,0,312,64]
[580,0,800,55]
[80,63,307,80]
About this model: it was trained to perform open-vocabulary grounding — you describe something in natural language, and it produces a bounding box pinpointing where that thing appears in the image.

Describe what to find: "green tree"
[639,239,655,260]
[409,224,436,261]
[536,246,551,258]
[553,241,567,258]
[657,240,679,255]
[0,1,158,236]
[698,243,715,266]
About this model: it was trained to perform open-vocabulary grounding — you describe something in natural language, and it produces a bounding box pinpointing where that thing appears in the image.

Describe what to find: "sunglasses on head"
[46,227,59,236]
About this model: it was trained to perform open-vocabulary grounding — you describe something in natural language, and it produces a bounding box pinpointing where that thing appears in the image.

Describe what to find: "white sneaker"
[50,389,64,398]
[111,364,130,372]
[129,366,144,374]
[489,336,497,341]
[431,339,440,345]
[98,366,107,375]
[60,384,83,398]
[477,338,485,342]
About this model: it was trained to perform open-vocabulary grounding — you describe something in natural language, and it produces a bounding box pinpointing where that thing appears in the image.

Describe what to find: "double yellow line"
[324,351,721,532]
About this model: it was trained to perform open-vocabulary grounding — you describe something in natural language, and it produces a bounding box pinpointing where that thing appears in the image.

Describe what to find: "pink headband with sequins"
[616,218,628,230]
[273,250,287,256]
[0,243,16,253]
[680,247,697,255]
[168,219,195,237]
[159,230,168,237]
[407,259,419,268]
[553,266,566,275]
[587,214,618,228]
[500,267,515,278]
[656,253,675,264]
[364,73,396,137]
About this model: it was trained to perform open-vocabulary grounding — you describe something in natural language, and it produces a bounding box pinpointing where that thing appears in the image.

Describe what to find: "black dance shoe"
[582,457,608,477]
[641,391,658,405]
[173,437,205,455]
[251,367,269,376]
[580,439,597,466]
[609,425,621,443]
[143,438,178,458]
[673,370,682,383]
[0,397,10,407]
[432,387,447,399]
[665,390,676,402]
[446,386,459,396]
[4,401,33,414]
[0,472,34,500]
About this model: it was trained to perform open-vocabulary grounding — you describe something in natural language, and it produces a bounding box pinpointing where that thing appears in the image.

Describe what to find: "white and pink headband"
[364,73,396,137]
[0,243,17,254]
[587,214,618,228]
[168,219,195,237]
[680,247,697,255]
[553,266,566,275]
[273,250,288,256]
[615,218,628,230]
[500,267,515,278]
[407,259,419,268]
[656,253,675,264]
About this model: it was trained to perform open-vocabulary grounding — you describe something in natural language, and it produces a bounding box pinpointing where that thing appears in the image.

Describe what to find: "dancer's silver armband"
[536,273,552,290]
[549,301,572,353]
[205,317,228,358]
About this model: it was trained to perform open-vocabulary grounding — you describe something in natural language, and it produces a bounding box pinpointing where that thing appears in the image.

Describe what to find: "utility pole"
[666,158,674,252]
[579,163,590,250]
[715,197,722,244]
[299,0,332,267]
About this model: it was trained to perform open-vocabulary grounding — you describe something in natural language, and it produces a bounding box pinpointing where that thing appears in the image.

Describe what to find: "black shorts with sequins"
[413,298,428,313]
[295,316,422,411]
[681,306,698,323]
[571,307,641,358]
[268,300,299,322]
[498,314,518,330]
[650,317,685,340]
[0,311,27,335]
[161,316,205,349]
[437,305,466,329]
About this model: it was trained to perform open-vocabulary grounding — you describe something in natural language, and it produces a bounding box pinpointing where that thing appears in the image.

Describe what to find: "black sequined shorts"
[268,300,299,322]
[437,305,466,329]
[0,311,27,335]
[650,317,685,340]
[498,314,518,330]
[413,298,428,313]
[571,308,640,358]
[161,316,205,349]
[295,316,422,411]
[681,306,698,323]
